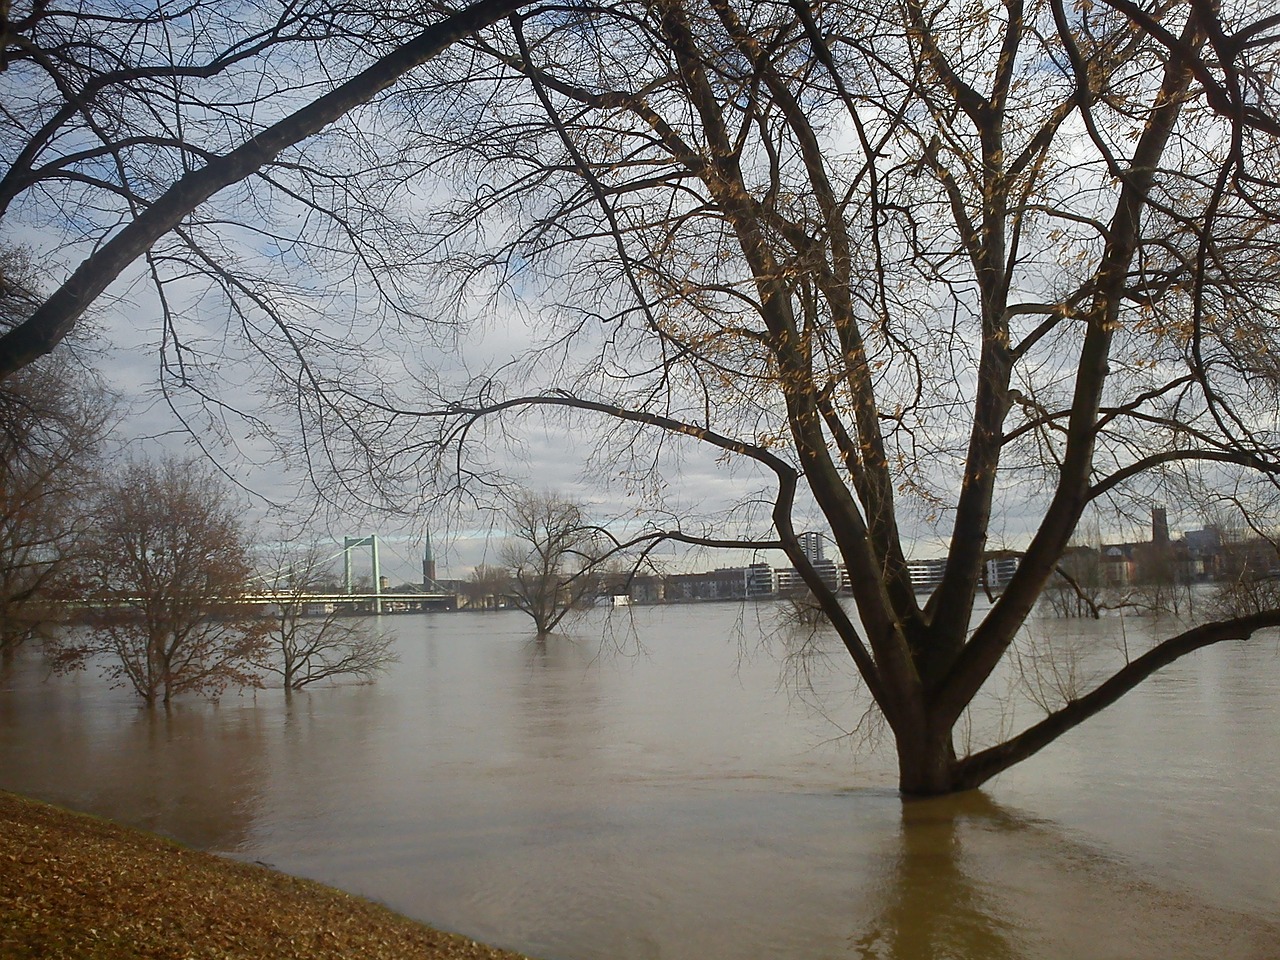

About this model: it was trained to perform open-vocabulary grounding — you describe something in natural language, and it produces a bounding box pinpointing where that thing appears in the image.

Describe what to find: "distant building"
[746,563,775,598]
[983,554,1019,591]
[908,558,947,594]
[811,559,841,591]
[1152,506,1170,544]
[797,531,825,564]
[1094,507,1182,586]
[666,568,750,601]
[1218,535,1280,582]
[1182,527,1222,581]
[774,560,842,595]
[1183,527,1221,555]
[422,532,438,589]
[1102,544,1136,584]
[628,573,666,603]
[774,566,803,593]
[713,567,750,599]
[838,564,852,592]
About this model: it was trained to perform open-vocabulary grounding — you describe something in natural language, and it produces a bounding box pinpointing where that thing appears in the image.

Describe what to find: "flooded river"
[1,604,1277,959]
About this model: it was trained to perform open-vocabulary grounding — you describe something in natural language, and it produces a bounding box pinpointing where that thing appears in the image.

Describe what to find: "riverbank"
[0,791,536,960]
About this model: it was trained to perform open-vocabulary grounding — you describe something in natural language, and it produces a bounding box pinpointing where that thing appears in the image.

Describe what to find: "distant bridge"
[71,535,459,616]
[251,533,455,614]
[65,590,459,617]
[243,591,457,614]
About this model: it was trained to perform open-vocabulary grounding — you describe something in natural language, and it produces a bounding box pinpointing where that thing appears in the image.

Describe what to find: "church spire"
[422,532,437,588]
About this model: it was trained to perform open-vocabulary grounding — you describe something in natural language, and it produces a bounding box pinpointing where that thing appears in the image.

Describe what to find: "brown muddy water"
[1,604,1277,959]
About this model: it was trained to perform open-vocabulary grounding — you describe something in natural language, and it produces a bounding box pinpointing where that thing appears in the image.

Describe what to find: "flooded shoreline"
[2,606,1277,959]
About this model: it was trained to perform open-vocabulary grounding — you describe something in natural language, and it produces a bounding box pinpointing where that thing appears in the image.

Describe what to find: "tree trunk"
[895,723,960,797]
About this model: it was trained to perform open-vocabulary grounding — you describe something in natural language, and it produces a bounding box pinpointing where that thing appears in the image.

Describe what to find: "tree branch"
[955,610,1280,788]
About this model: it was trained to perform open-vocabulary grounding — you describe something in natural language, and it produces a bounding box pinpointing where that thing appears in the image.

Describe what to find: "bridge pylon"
[343,535,381,614]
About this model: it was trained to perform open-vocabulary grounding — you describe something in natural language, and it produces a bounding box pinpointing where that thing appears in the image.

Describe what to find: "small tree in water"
[257,542,397,693]
[502,492,601,638]
[58,457,265,705]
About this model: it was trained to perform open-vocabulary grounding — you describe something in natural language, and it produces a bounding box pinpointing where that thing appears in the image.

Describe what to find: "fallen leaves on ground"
[0,792,537,960]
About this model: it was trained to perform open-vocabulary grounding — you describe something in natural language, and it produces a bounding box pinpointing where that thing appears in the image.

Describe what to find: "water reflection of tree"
[852,793,1018,960]
[515,636,604,766]
[276,682,386,792]
[0,657,268,852]
[122,707,268,850]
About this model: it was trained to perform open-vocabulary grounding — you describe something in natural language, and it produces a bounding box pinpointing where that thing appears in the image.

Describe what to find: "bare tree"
[1042,546,1107,620]
[55,457,265,705]
[502,492,600,637]
[257,542,397,692]
[1211,513,1280,617]
[0,248,111,654]
[1130,539,1197,618]
[0,360,109,653]
[330,0,1280,794]
[8,0,1280,795]
[1214,564,1280,618]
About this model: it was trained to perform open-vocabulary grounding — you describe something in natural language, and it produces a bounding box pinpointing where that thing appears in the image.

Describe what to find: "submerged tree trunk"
[895,725,961,798]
